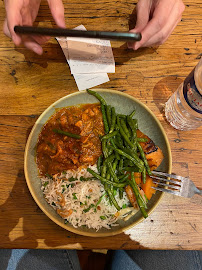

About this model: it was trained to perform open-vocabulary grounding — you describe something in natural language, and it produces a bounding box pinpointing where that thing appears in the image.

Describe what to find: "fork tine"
[152,186,180,196]
[150,175,182,185]
[152,171,185,181]
[152,180,181,190]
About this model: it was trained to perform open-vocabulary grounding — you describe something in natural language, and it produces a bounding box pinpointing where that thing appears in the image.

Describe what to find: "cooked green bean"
[106,105,112,127]
[97,155,103,173]
[86,89,107,105]
[101,163,107,178]
[124,166,141,172]
[106,189,121,211]
[130,173,148,218]
[137,142,152,176]
[101,130,118,141]
[109,107,116,133]
[127,115,137,138]
[137,138,148,142]
[142,167,146,184]
[87,168,127,188]
[117,117,134,148]
[119,174,129,182]
[53,129,81,139]
[104,153,115,164]
[101,104,109,134]
[129,109,136,118]
[118,159,124,172]
[110,146,144,171]
[107,162,119,183]
[133,119,138,129]
[117,114,127,119]
[120,118,130,138]
[101,140,108,159]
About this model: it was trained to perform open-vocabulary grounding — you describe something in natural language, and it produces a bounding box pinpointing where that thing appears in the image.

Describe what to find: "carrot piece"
[134,172,142,185]
[141,175,157,200]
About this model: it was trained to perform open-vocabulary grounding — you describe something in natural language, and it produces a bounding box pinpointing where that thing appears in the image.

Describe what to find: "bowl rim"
[24,89,172,237]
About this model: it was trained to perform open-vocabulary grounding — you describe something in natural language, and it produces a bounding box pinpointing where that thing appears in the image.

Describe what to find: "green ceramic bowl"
[24,89,172,237]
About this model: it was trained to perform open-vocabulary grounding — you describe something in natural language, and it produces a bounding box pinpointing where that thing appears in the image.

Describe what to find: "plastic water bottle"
[165,58,202,130]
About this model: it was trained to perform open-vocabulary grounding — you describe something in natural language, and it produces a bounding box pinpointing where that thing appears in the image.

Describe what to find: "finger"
[139,1,185,48]
[134,0,151,32]
[31,35,51,46]
[127,0,151,49]
[4,1,22,45]
[47,0,66,28]
[22,36,43,55]
[143,17,181,47]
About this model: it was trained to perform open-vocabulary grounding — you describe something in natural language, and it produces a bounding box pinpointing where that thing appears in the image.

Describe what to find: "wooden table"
[0,0,201,250]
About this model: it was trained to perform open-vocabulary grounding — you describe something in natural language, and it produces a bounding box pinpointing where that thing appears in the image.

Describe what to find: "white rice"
[40,165,131,231]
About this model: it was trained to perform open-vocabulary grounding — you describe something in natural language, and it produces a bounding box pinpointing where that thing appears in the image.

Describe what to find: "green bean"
[95,193,107,208]
[137,138,148,142]
[131,173,147,209]
[104,153,115,164]
[86,89,107,105]
[118,159,124,172]
[106,105,112,127]
[124,166,141,172]
[133,119,138,129]
[102,140,108,159]
[130,173,148,218]
[109,107,116,133]
[127,115,137,139]
[112,158,119,171]
[87,168,127,188]
[142,167,146,184]
[101,104,109,134]
[120,118,130,138]
[97,155,103,173]
[117,114,127,119]
[110,146,144,171]
[110,138,120,160]
[106,189,121,211]
[107,162,119,183]
[119,189,123,199]
[119,174,129,182]
[53,129,81,139]
[117,117,134,149]
[101,163,107,178]
[115,132,124,149]
[129,109,136,118]
[137,142,152,176]
[101,130,118,141]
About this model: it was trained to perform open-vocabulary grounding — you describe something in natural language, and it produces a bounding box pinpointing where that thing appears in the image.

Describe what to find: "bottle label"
[183,68,202,114]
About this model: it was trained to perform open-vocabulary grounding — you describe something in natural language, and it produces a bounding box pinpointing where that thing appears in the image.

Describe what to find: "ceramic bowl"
[24,89,172,237]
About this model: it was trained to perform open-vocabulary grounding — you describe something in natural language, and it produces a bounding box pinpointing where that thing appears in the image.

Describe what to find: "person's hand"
[3,0,66,55]
[128,0,185,50]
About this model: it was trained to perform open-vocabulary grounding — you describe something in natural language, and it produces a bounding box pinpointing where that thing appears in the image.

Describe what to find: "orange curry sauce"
[36,103,104,176]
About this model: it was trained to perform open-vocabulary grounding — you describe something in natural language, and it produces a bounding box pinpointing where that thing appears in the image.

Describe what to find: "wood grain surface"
[0,0,201,250]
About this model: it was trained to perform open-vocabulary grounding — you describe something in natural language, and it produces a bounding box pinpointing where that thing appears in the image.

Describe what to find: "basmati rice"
[40,165,131,231]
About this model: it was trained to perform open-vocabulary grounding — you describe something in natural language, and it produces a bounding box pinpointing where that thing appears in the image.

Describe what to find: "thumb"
[128,0,151,49]
[47,0,66,28]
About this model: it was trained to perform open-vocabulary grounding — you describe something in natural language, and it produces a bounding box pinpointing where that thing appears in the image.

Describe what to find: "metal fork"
[151,171,202,198]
